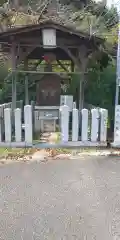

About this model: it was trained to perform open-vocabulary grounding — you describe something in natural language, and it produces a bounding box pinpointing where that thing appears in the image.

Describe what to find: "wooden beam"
[28,52,71,61]
[15,37,84,47]
[12,70,86,74]
[31,60,42,71]
[57,60,70,72]
[77,47,88,112]
[79,72,84,111]
[60,46,81,69]
[24,58,29,105]
[1,42,83,49]
[71,61,74,72]
[11,41,17,110]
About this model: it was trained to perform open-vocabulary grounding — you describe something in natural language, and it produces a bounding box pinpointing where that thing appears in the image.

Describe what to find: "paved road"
[0,156,120,239]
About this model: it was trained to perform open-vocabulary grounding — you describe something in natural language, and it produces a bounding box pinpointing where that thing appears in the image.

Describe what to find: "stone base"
[111,142,120,148]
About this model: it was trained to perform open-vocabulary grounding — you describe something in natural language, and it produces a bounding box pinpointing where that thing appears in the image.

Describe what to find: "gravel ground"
[0,156,120,239]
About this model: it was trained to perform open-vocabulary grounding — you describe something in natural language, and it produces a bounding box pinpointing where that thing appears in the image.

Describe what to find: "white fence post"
[15,108,22,142]
[4,108,11,142]
[24,105,33,144]
[100,109,108,142]
[0,106,2,142]
[72,108,78,141]
[73,102,76,109]
[81,108,88,141]
[0,120,2,142]
[113,105,120,143]
[61,105,69,142]
[91,109,99,142]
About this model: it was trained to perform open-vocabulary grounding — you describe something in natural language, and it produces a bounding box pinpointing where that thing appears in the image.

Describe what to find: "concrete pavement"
[0,156,120,239]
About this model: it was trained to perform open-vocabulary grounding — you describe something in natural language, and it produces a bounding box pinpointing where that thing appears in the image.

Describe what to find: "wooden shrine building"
[0,16,103,110]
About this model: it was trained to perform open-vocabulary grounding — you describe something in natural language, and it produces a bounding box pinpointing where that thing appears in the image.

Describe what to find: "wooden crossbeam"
[60,46,81,69]
[11,70,86,74]
[57,60,70,73]
[31,60,42,71]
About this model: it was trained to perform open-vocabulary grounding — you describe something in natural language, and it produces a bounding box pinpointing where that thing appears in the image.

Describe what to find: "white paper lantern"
[42,29,56,48]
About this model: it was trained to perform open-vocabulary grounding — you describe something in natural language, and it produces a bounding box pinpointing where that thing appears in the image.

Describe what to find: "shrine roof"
[0,17,103,45]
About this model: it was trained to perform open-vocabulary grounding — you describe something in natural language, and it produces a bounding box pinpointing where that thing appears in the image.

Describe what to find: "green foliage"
[86,1,118,27]
[85,64,116,110]
[0,0,6,5]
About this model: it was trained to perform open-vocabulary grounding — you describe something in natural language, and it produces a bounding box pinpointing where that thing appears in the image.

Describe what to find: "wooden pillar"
[24,58,29,105]
[74,65,84,111]
[78,46,88,112]
[79,72,84,111]
[71,61,74,73]
[11,41,17,110]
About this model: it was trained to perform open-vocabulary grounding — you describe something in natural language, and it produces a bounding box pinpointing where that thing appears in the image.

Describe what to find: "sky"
[95,0,120,9]
[107,0,118,8]
[106,0,120,9]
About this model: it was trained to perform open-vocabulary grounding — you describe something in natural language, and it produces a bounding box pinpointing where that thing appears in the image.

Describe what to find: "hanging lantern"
[42,29,56,48]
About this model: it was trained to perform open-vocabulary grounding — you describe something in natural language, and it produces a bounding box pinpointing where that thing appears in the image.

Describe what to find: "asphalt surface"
[0,156,120,239]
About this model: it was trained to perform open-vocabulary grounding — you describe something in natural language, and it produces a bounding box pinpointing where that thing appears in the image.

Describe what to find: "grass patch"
[0,148,36,159]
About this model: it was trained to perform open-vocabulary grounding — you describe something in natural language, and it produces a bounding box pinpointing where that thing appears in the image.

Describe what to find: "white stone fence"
[60,105,108,146]
[0,104,108,148]
[0,105,32,147]
[0,100,23,119]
